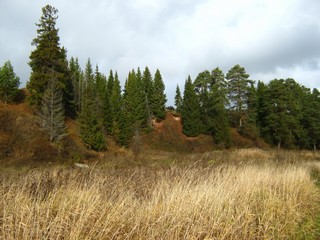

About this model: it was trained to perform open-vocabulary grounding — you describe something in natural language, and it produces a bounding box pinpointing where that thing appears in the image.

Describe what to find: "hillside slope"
[0,100,265,164]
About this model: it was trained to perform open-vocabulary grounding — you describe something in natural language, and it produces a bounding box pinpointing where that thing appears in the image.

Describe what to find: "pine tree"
[226,64,251,128]
[302,88,320,151]
[0,61,20,104]
[263,79,304,149]
[181,76,201,137]
[256,81,268,136]
[175,85,183,113]
[152,69,167,120]
[40,76,66,142]
[27,5,68,108]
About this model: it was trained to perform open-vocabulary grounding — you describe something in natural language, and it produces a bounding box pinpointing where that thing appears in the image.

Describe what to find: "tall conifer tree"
[175,85,183,113]
[0,61,20,105]
[152,69,167,120]
[40,76,66,142]
[27,5,68,108]
[181,76,201,137]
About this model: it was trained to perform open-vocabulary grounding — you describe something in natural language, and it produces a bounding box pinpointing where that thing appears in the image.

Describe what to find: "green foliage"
[181,76,201,137]
[175,85,182,113]
[27,5,68,108]
[0,61,20,104]
[226,64,251,112]
[40,77,66,142]
[69,57,82,113]
[77,59,105,151]
[142,66,153,123]
[300,88,320,150]
[194,70,211,132]
[261,79,304,149]
[123,69,148,129]
[208,68,230,145]
[78,101,105,151]
[110,73,123,143]
[152,69,167,120]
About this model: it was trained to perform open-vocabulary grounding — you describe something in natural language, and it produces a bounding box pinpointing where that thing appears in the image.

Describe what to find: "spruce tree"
[175,85,183,113]
[152,69,167,120]
[110,72,122,143]
[27,5,68,108]
[40,76,66,142]
[0,61,20,104]
[61,47,75,118]
[194,70,211,132]
[77,59,105,151]
[69,57,82,113]
[181,76,201,137]
[208,67,230,145]
[142,66,154,123]
[124,69,148,127]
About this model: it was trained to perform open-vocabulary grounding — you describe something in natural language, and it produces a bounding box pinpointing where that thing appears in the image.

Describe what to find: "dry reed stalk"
[1,152,320,239]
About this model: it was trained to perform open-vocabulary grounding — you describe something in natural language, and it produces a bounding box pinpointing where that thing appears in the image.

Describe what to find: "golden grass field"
[2,149,320,239]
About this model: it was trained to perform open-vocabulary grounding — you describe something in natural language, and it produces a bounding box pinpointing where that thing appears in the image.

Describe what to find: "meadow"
[1,149,320,239]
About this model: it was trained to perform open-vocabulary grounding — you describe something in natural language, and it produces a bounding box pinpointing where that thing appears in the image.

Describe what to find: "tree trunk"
[277,139,281,150]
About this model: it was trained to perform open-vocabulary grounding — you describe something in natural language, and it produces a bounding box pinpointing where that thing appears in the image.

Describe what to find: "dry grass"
[1,149,320,239]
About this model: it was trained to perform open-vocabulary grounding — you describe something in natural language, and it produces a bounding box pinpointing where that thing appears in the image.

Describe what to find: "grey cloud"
[1,0,320,105]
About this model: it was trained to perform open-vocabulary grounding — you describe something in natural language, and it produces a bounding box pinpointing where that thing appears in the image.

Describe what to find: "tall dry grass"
[1,150,320,239]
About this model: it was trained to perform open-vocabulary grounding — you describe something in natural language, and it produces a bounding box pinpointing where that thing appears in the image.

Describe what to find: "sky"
[1,0,320,105]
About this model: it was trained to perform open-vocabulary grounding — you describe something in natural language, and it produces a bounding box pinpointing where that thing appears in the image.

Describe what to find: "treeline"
[177,65,320,150]
[24,5,166,150]
[69,59,167,150]
[2,4,320,151]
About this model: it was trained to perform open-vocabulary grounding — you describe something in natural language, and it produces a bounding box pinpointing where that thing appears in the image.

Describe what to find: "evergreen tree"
[175,85,183,113]
[142,66,154,122]
[0,61,20,104]
[78,100,105,151]
[107,70,114,97]
[77,59,105,151]
[263,79,303,149]
[27,5,68,108]
[302,88,320,151]
[94,65,107,123]
[61,47,75,118]
[152,69,167,120]
[123,69,148,128]
[110,72,122,143]
[40,76,66,142]
[181,76,201,137]
[194,70,211,132]
[208,67,230,145]
[256,81,268,135]
[69,57,82,113]
[226,64,251,128]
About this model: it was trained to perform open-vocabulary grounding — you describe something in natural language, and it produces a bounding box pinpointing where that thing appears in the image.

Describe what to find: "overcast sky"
[1,0,320,105]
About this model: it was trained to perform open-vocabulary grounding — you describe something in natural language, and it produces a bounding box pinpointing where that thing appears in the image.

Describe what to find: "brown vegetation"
[1,149,320,239]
